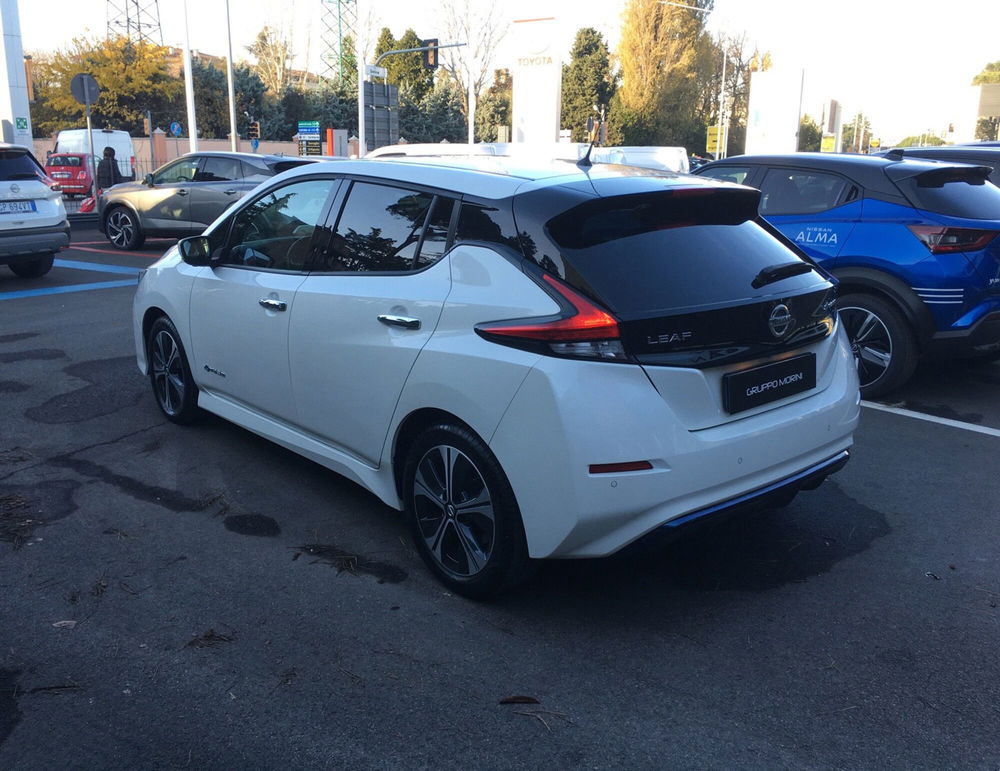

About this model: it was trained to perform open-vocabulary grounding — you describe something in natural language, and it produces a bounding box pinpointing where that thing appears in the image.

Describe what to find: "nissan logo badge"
[768,304,793,338]
[10,184,19,194]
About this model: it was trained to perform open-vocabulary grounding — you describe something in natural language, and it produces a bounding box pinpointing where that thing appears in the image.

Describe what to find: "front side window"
[197,157,242,182]
[760,169,848,214]
[154,157,200,185]
[323,182,436,272]
[221,179,335,271]
[697,165,753,185]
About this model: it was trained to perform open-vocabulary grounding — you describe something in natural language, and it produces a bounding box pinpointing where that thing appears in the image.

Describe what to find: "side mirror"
[178,235,213,266]
[144,173,154,186]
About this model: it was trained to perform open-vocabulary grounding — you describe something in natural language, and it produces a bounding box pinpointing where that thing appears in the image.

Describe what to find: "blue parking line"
[54,259,143,276]
[0,279,137,301]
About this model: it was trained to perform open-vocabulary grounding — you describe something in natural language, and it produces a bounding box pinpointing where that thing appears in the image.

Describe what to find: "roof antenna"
[577,117,597,169]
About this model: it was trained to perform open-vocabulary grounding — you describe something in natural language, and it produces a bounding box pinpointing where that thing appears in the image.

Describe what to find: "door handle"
[378,314,420,330]
[177,189,189,196]
[259,298,287,312]
[223,189,238,195]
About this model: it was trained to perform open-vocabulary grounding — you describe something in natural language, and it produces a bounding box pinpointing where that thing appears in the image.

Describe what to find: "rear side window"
[537,189,819,314]
[241,161,273,182]
[897,173,1000,219]
[48,155,81,167]
[324,182,437,272]
[0,149,43,181]
[197,157,242,182]
[454,202,522,253]
[760,169,848,214]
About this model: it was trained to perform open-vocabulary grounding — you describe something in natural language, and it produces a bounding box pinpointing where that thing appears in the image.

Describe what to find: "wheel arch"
[391,408,480,500]
[832,265,936,350]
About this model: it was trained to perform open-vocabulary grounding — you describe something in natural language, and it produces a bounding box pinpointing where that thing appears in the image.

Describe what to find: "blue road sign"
[170,121,183,137]
[250,138,260,152]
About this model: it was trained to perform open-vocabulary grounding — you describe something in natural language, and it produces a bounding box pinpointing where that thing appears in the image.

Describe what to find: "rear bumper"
[928,308,1000,356]
[0,223,71,262]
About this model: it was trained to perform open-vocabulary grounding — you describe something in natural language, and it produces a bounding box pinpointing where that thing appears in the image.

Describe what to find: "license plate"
[0,200,36,214]
[723,353,816,413]
[51,172,71,178]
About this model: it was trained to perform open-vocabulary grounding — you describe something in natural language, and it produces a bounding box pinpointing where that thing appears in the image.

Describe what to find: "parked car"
[694,153,1000,398]
[0,143,70,278]
[133,156,859,597]
[45,152,94,198]
[873,146,1000,186]
[98,152,314,249]
[55,128,136,181]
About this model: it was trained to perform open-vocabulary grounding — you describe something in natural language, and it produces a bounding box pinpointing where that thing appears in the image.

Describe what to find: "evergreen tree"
[561,29,616,142]
[475,69,511,142]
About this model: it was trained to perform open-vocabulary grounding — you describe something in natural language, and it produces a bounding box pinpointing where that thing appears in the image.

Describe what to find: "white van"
[593,146,690,173]
[55,128,136,180]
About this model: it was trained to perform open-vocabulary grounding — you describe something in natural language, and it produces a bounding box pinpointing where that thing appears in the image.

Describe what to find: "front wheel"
[9,254,54,278]
[147,317,200,424]
[105,207,145,250]
[838,293,918,399]
[402,423,532,599]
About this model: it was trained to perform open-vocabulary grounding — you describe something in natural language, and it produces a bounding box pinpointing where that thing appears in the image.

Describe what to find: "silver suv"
[0,143,70,278]
[98,152,313,250]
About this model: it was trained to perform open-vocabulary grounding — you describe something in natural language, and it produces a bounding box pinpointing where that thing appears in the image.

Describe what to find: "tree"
[373,27,435,104]
[841,112,874,153]
[610,0,714,147]
[475,69,511,142]
[972,60,1000,85]
[976,116,1000,142]
[896,133,946,147]
[440,0,507,120]
[561,29,616,142]
[798,115,821,152]
[29,36,181,136]
[399,77,466,143]
[308,81,357,135]
[248,26,292,95]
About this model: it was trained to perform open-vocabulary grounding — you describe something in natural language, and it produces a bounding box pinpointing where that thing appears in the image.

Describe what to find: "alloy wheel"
[150,329,186,416]
[840,305,893,389]
[107,209,135,248]
[412,445,496,578]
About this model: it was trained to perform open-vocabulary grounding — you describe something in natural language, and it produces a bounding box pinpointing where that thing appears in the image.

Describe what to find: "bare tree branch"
[440,0,507,116]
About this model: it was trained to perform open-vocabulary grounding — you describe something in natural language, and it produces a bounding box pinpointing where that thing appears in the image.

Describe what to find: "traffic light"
[421,39,439,70]
[142,116,151,135]
[248,121,261,140]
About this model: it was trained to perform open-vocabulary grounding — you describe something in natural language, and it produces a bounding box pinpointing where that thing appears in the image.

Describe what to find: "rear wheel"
[147,317,200,424]
[839,293,918,399]
[9,254,54,278]
[402,423,532,599]
[105,207,145,250]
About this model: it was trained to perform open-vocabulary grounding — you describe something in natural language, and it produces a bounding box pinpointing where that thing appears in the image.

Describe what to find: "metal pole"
[182,0,198,152]
[795,69,805,151]
[467,76,475,144]
[85,95,96,197]
[224,0,238,152]
[357,50,365,156]
[717,50,726,160]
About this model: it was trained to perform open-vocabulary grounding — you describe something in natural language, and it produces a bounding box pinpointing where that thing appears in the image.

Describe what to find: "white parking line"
[862,400,1000,439]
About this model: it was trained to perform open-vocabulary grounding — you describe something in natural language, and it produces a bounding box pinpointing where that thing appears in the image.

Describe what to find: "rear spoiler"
[884,161,992,187]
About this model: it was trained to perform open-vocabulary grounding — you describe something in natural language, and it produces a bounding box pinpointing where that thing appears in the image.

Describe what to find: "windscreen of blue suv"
[694,154,1000,397]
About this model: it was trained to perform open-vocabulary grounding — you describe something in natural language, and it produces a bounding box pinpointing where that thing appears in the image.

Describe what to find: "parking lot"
[2,225,999,768]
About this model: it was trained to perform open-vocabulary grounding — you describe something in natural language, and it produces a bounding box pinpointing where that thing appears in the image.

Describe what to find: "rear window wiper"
[751,262,813,289]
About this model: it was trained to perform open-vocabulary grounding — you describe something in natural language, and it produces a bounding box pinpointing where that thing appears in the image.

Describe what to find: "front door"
[143,156,201,234]
[188,177,340,423]
[189,155,246,229]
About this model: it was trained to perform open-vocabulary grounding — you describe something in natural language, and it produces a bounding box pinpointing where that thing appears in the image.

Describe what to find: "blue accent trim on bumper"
[662,450,851,529]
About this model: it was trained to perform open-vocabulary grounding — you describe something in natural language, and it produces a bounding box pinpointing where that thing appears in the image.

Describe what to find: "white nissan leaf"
[133,156,860,598]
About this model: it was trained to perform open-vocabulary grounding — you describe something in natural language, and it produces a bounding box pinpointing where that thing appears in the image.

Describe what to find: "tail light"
[908,225,999,254]
[475,273,629,361]
[76,171,87,180]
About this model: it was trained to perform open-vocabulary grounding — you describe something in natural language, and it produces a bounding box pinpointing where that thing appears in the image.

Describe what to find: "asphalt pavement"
[1,226,998,769]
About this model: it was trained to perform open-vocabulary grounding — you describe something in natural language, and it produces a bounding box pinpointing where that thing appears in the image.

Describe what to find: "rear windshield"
[0,149,43,181]
[538,191,821,315]
[897,171,1000,220]
[48,155,82,167]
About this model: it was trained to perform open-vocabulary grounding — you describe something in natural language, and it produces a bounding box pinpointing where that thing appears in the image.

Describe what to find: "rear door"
[288,180,455,465]
[757,167,859,264]
[189,155,245,229]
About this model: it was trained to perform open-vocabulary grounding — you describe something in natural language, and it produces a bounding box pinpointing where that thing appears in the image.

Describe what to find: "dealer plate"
[723,353,816,413]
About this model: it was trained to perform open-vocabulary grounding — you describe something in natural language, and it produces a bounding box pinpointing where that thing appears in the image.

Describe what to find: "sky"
[12,0,999,144]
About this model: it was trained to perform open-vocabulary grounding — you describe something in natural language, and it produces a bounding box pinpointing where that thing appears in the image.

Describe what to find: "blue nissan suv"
[694,153,1000,397]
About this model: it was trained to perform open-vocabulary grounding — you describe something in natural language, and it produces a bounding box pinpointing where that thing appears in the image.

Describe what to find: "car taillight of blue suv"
[694,153,1000,398]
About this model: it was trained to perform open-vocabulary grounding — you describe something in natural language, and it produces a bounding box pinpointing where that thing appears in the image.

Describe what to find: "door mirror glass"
[179,235,213,266]
[144,173,154,186]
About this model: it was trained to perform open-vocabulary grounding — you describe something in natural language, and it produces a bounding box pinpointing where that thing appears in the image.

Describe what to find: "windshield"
[0,149,43,181]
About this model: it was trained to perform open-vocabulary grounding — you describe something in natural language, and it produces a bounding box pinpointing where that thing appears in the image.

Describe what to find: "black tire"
[105,206,145,250]
[146,316,200,424]
[9,254,54,278]
[402,423,532,599]
[838,292,918,399]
